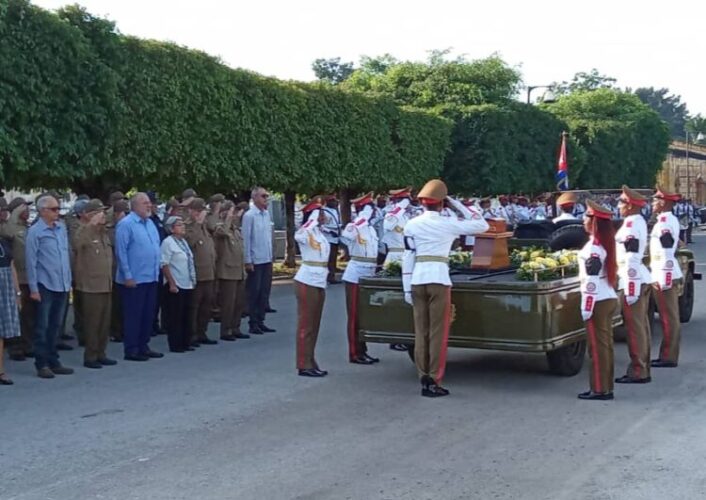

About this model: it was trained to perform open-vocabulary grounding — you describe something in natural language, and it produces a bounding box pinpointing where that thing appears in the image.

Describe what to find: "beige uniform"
[214,217,246,337]
[185,219,216,342]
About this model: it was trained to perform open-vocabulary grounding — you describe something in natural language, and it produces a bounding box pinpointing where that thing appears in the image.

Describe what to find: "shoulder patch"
[354,218,365,226]
[626,220,633,228]
[390,207,402,215]
[660,215,667,222]
[303,220,314,229]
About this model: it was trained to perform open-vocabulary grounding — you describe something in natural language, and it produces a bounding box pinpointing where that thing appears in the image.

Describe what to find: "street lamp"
[684,130,705,199]
[526,85,557,104]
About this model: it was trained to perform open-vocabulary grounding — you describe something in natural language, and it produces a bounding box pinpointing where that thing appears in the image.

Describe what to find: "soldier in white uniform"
[321,195,342,284]
[293,198,331,377]
[402,179,489,397]
[514,197,531,222]
[649,187,683,368]
[382,188,414,267]
[493,196,511,223]
[577,200,619,400]
[552,192,580,223]
[340,192,380,365]
[614,186,653,384]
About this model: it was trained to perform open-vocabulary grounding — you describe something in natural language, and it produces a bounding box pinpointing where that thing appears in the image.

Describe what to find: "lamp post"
[685,130,705,199]
[526,85,557,104]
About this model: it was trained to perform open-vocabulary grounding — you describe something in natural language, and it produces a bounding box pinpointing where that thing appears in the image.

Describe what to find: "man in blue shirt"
[25,194,74,378]
[115,192,163,361]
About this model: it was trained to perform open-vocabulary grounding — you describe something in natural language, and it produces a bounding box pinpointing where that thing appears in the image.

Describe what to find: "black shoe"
[144,350,164,358]
[83,360,103,369]
[362,354,380,363]
[258,324,276,333]
[298,368,327,377]
[234,332,251,339]
[190,341,201,348]
[241,312,249,318]
[199,338,218,345]
[60,334,75,341]
[98,358,117,366]
[615,375,651,384]
[220,335,236,342]
[249,326,264,335]
[314,368,328,376]
[25,351,34,358]
[0,373,14,385]
[422,383,450,398]
[390,343,408,352]
[350,356,375,365]
[124,353,149,362]
[651,359,678,368]
[185,346,195,351]
[577,391,614,400]
[9,353,25,361]
[56,343,73,351]
[50,365,74,375]
[265,307,277,313]
[37,367,55,379]
[170,348,186,353]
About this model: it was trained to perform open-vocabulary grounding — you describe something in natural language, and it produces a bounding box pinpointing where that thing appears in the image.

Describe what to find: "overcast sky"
[34,0,706,116]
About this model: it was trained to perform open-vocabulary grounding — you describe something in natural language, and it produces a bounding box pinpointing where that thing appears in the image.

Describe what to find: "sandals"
[0,373,14,385]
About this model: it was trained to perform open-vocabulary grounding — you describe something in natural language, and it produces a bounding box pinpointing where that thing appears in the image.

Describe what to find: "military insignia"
[626,220,633,228]
[628,268,637,278]
[660,215,667,222]
[666,261,674,269]
[586,282,597,293]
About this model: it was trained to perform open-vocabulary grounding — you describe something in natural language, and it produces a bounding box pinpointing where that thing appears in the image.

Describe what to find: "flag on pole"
[555,132,569,191]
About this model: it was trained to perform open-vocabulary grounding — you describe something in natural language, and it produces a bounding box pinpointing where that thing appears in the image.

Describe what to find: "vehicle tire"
[548,224,589,251]
[679,271,694,323]
[546,340,586,376]
[406,346,415,363]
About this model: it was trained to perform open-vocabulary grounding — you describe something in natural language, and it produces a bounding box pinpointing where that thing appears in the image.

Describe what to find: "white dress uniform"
[341,206,378,284]
[294,210,330,289]
[382,198,412,266]
[649,211,682,289]
[552,211,576,223]
[578,239,618,321]
[615,214,652,304]
[321,206,341,246]
[514,205,531,222]
[493,205,511,223]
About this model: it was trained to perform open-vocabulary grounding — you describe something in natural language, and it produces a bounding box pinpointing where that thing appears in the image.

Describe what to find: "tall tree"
[633,87,689,139]
[552,69,617,96]
[686,114,706,143]
[311,57,354,84]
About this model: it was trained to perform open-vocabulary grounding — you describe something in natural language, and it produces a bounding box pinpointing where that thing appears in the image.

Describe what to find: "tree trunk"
[284,191,297,268]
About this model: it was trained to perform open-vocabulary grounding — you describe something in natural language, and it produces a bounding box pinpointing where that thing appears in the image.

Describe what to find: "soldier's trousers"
[81,292,111,362]
[344,282,367,360]
[653,281,681,364]
[621,285,652,379]
[295,281,325,370]
[327,243,339,283]
[190,280,214,341]
[219,279,246,337]
[412,283,452,384]
[585,298,617,394]
[8,284,35,357]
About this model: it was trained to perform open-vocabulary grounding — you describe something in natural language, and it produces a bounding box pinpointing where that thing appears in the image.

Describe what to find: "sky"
[34,0,706,115]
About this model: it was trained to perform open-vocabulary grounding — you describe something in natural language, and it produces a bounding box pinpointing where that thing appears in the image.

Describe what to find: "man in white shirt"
[553,192,580,223]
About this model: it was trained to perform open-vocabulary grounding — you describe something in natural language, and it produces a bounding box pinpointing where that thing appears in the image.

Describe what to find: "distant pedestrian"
[0,236,21,385]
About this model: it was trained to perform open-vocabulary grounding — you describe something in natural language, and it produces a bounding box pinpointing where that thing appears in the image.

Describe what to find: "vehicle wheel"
[406,346,415,363]
[546,340,586,376]
[548,224,589,251]
[679,271,694,323]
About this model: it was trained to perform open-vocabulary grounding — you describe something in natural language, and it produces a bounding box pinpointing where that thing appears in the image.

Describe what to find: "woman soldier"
[577,200,619,401]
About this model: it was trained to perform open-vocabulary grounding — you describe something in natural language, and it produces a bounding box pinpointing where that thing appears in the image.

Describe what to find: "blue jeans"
[246,262,272,328]
[120,282,158,355]
[33,284,69,370]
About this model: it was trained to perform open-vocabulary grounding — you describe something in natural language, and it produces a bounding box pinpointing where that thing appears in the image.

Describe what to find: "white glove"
[581,310,593,322]
[446,196,472,219]
[404,292,413,306]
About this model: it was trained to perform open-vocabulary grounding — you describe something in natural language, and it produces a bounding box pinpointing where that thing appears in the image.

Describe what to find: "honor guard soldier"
[614,186,653,384]
[553,192,579,223]
[74,200,117,369]
[294,199,330,377]
[382,187,413,266]
[649,186,682,368]
[321,195,342,284]
[402,180,489,397]
[340,192,380,365]
[577,200,618,400]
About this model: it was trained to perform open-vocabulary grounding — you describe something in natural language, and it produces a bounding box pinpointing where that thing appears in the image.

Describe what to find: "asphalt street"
[2,234,706,500]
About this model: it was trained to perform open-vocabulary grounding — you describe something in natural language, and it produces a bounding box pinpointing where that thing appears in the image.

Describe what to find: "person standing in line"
[649,187,683,368]
[371,195,389,268]
[242,186,275,335]
[160,216,196,353]
[294,199,330,377]
[115,193,163,361]
[382,187,414,267]
[321,195,342,284]
[577,200,618,400]
[25,194,74,378]
[0,235,21,385]
[402,180,489,397]
[73,200,117,369]
[340,192,380,365]
[552,192,580,223]
[108,200,129,343]
[614,187,653,385]
[147,191,167,338]
[59,196,88,350]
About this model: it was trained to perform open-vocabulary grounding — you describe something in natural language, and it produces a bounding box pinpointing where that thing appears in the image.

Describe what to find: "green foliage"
[686,114,706,143]
[545,89,670,188]
[552,69,617,96]
[311,57,354,84]
[633,87,689,139]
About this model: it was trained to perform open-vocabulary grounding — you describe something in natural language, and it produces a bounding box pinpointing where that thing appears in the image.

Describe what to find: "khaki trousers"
[191,280,214,341]
[653,281,681,363]
[219,279,246,337]
[585,298,617,394]
[344,283,368,360]
[621,284,652,379]
[412,284,452,383]
[295,282,325,370]
[8,284,35,357]
[81,292,111,362]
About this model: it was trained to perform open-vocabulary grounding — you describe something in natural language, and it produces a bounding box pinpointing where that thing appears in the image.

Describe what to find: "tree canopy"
[633,87,689,139]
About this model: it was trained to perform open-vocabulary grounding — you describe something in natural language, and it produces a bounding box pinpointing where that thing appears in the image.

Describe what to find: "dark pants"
[153,271,165,334]
[163,285,193,351]
[33,284,69,370]
[190,280,214,341]
[110,283,123,340]
[327,243,339,282]
[247,262,272,328]
[120,282,158,356]
[8,284,35,357]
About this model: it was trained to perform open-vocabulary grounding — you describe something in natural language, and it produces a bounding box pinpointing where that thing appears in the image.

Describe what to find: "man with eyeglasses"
[25,194,74,378]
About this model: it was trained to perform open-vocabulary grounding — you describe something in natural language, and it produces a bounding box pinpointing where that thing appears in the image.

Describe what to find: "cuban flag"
[555,132,569,191]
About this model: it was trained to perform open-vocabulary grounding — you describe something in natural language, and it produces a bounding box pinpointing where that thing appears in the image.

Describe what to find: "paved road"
[2,234,706,500]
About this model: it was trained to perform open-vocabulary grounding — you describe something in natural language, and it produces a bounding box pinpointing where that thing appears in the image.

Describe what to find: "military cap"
[389,187,412,199]
[167,197,180,209]
[302,197,324,213]
[76,194,90,202]
[73,199,89,215]
[654,185,680,202]
[209,193,225,204]
[82,198,107,215]
[182,188,198,200]
[556,192,577,207]
[221,200,235,212]
[479,197,491,206]
[324,194,338,202]
[351,191,373,208]
[236,201,249,211]
[188,197,207,211]
[113,199,129,214]
[8,197,31,212]
[109,191,126,204]
[620,185,647,207]
[585,199,612,220]
[417,179,448,203]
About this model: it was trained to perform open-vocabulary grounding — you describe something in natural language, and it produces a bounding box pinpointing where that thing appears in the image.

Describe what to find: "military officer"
[108,200,129,342]
[293,198,330,377]
[552,192,580,223]
[207,193,225,234]
[59,196,89,349]
[105,191,126,226]
[213,201,249,341]
[649,186,682,368]
[577,200,618,400]
[321,195,342,284]
[340,192,380,365]
[185,198,218,345]
[614,186,653,384]
[402,180,489,397]
[382,187,414,267]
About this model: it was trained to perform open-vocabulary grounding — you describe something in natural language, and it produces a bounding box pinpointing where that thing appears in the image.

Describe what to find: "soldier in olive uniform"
[207,194,225,234]
[74,200,117,368]
[214,201,249,341]
[185,198,218,345]
[107,200,129,342]
[104,191,126,227]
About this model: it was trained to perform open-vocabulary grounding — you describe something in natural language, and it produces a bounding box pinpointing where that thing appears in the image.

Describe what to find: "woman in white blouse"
[160,216,196,353]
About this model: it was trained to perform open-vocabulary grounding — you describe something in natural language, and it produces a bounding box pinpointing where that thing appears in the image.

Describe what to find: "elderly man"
[242,187,275,334]
[115,193,163,361]
[25,194,74,378]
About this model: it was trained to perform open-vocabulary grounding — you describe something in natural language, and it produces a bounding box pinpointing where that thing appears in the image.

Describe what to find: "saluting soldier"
[382,187,413,266]
[402,180,489,397]
[614,186,653,384]
[293,199,330,377]
[105,191,126,227]
[74,199,117,369]
[108,200,129,342]
[553,192,579,223]
[340,192,380,365]
[207,194,225,234]
[185,198,218,345]
[60,197,89,349]
[213,201,249,341]
[577,200,619,400]
[649,186,683,368]
[320,195,342,284]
